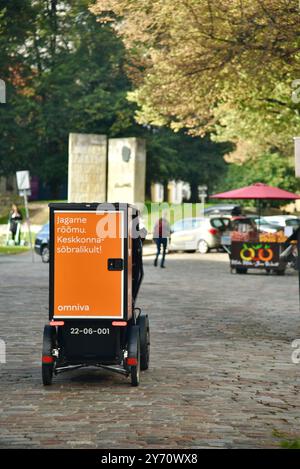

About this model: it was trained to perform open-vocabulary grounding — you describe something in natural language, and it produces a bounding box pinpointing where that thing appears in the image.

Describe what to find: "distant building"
[151,181,191,203]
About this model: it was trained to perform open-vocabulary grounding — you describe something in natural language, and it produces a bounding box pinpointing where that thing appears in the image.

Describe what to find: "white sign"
[16,170,30,191]
[294,137,300,177]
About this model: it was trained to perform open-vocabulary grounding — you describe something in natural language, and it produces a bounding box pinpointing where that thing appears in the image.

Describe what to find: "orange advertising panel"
[53,211,124,319]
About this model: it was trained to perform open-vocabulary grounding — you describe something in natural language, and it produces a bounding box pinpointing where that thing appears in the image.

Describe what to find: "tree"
[175,133,233,201]
[1,0,233,200]
[92,0,300,155]
[217,152,300,206]
[0,0,36,177]
[146,128,232,201]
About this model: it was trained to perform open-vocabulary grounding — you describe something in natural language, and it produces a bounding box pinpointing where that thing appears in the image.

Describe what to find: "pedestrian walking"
[8,204,23,244]
[153,214,170,268]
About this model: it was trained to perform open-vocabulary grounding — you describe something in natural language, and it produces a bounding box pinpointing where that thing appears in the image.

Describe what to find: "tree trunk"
[189,181,199,203]
[163,181,168,202]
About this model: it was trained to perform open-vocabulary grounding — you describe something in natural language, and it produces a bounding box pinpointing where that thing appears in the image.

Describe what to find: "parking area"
[0,251,299,448]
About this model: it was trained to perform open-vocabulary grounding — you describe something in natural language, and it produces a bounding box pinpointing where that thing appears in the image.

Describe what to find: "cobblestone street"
[0,251,299,448]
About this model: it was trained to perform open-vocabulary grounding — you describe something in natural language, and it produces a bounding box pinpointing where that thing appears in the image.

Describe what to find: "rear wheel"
[131,339,140,387]
[41,245,50,263]
[42,325,56,385]
[137,313,150,370]
[127,325,140,386]
[198,240,209,254]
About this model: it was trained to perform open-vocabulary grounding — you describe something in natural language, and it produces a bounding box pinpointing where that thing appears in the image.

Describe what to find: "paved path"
[0,251,299,448]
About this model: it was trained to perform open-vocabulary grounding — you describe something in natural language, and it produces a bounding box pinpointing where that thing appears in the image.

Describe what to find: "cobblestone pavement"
[0,251,299,448]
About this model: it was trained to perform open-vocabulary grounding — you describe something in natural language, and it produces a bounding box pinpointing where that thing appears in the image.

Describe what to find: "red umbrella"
[211,183,300,200]
[211,182,300,224]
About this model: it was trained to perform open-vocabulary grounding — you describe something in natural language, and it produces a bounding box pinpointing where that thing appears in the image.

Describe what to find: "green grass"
[142,202,214,232]
[280,439,300,449]
[0,245,30,255]
[272,430,300,449]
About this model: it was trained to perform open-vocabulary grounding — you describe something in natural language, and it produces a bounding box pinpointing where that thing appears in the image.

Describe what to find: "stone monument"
[107,137,146,204]
[68,133,107,203]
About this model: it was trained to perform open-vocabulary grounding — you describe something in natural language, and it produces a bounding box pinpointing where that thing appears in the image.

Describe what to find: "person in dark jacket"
[9,204,22,243]
[153,215,170,268]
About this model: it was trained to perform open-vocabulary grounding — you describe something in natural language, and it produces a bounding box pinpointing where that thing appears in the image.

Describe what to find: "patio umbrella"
[211,183,300,201]
[211,182,300,224]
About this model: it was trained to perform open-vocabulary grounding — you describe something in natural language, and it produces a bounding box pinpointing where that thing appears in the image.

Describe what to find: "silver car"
[263,215,300,230]
[168,217,230,254]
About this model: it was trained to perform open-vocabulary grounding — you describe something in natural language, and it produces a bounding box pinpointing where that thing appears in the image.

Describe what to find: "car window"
[191,219,203,229]
[182,220,193,230]
[172,221,184,232]
[222,218,231,228]
[172,219,194,231]
[40,223,49,233]
[210,218,230,231]
[256,217,268,224]
[286,219,300,227]
[210,218,224,229]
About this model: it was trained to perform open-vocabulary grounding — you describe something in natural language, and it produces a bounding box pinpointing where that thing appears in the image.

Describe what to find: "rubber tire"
[236,267,248,274]
[137,313,150,371]
[198,240,209,254]
[42,325,56,385]
[41,245,50,263]
[128,325,140,386]
[131,339,140,387]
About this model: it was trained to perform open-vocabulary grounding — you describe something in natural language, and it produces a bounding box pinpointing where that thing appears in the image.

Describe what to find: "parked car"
[253,217,281,233]
[263,215,300,231]
[169,216,230,254]
[34,223,50,263]
[204,204,242,217]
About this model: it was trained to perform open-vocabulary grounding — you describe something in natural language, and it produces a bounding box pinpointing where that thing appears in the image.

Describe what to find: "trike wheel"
[42,325,56,385]
[127,325,141,386]
[137,313,150,371]
[131,339,140,387]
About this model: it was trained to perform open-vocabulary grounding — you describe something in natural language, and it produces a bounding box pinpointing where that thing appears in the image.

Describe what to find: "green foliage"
[280,439,300,449]
[0,246,29,255]
[0,0,230,200]
[146,128,233,201]
[0,0,142,195]
[219,153,298,193]
[92,0,300,155]
[216,152,299,207]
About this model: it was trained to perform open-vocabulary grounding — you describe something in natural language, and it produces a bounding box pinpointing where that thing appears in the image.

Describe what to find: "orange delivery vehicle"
[41,202,149,386]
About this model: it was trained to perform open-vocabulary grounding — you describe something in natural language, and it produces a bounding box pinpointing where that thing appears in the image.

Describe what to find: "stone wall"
[107,137,146,204]
[68,133,107,203]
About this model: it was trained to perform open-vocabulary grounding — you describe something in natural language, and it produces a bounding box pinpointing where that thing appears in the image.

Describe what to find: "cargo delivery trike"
[41,203,149,386]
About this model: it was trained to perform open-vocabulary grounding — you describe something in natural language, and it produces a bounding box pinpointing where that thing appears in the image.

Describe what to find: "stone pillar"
[168,180,183,204]
[151,183,164,203]
[107,138,146,204]
[68,133,107,203]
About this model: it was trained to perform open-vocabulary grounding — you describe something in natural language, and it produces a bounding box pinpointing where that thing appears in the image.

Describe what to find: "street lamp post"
[16,170,34,262]
[198,185,208,216]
